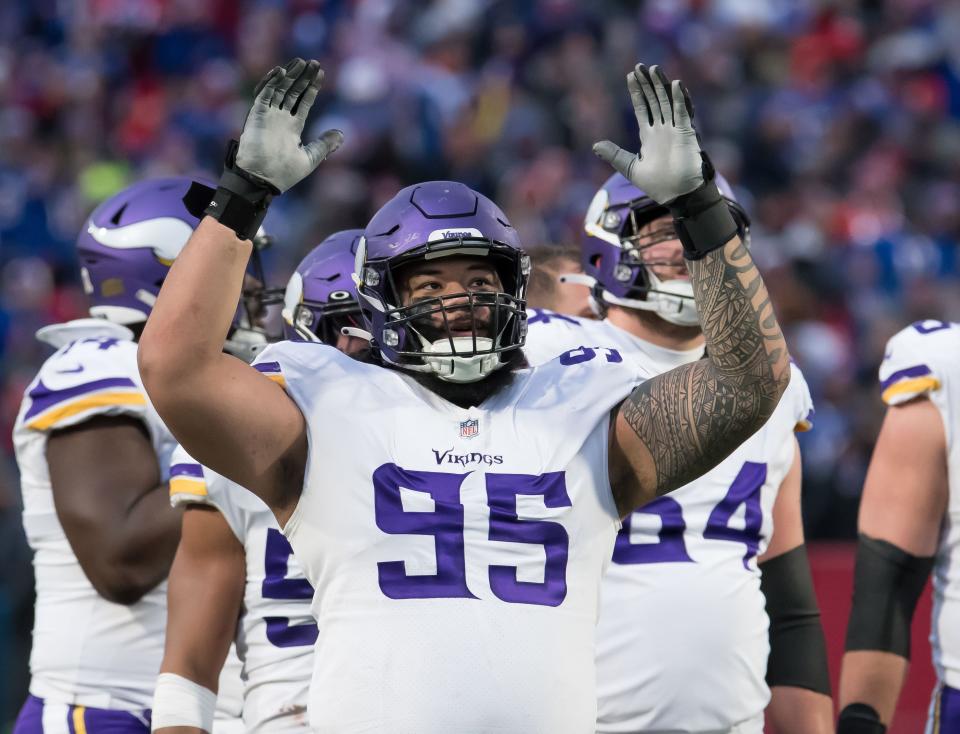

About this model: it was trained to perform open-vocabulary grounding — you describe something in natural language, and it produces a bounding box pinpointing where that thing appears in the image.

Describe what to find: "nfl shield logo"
[459,418,479,439]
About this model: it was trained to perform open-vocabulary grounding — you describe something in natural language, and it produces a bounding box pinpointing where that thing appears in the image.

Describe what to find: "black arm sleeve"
[844,533,934,658]
[759,544,831,694]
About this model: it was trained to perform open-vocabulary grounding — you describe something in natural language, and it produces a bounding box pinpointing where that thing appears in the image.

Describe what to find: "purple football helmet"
[356,181,530,383]
[282,229,363,345]
[579,172,749,326]
[76,176,271,361]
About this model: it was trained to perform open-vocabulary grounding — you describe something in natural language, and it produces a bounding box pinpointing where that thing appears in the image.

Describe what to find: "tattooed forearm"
[619,237,790,501]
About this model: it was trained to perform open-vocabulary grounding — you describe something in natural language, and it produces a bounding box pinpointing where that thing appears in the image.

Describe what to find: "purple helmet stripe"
[77,177,213,324]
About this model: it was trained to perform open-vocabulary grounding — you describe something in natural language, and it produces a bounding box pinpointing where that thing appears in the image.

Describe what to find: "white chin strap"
[341,327,501,384]
[421,336,502,383]
[342,326,374,341]
[559,273,605,318]
[562,272,699,327]
[224,327,269,364]
[558,273,594,288]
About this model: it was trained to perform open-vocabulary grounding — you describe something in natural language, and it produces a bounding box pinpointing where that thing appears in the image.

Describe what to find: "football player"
[523,173,832,733]
[151,231,365,734]
[11,177,266,734]
[138,59,792,732]
[525,244,595,318]
[838,320,960,733]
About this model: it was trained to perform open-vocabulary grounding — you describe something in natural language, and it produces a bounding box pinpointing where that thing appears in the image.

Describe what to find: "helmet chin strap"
[600,287,699,327]
[347,325,503,384]
[420,336,502,383]
[341,325,374,341]
[559,274,605,318]
[224,326,269,363]
[558,273,595,288]
[565,271,700,327]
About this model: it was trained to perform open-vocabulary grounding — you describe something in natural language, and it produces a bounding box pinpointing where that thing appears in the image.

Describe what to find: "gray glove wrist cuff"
[669,178,739,261]
[205,140,279,241]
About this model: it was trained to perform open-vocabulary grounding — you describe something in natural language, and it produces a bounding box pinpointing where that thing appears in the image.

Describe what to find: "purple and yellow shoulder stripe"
[795,406,815,432]
[24,377,145,430]
[880,364,940,405]
[169,462,207,498]
[254,361,285,388]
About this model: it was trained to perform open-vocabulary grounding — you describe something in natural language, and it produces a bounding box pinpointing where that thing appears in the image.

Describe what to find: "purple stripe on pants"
[940,685,960,732]
[12,696,42,734]
[13,695,151,734]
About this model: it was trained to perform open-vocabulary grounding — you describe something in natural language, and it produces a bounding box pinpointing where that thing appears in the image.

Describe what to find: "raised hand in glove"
[237,58,343,193]
[199,58,343,241]
[593,64,737,259]
[593,63,703,204]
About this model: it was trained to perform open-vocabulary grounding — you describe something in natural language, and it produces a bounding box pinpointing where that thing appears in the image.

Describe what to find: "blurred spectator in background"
[0,453,33,728]
[3,2,960,717]
[525,243,594,317]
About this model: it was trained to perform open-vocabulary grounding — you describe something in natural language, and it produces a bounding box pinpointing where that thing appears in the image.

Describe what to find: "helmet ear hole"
[282,229,364,344]
[590,254,602,268]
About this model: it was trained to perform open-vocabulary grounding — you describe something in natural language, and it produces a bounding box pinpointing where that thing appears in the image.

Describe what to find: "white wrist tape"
[151,673,216,732]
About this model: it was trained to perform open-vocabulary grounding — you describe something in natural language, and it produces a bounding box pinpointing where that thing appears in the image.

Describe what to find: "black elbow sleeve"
[844,533,934,658]
[759,544,831,694]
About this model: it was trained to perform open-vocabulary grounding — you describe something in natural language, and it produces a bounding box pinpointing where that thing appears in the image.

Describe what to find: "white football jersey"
[13,320,177,710]
[879,319,960,691]
[212,649,245,733]
[251,340,647,733]
[524,309,815,732]
[170,445,314,733]
[523,308,705,372]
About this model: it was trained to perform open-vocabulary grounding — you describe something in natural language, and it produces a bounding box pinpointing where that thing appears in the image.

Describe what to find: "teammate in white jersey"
[839,320,960,733]
[11,177,266,734]
[153,231,366,734]
[524,172,832,733]
[138,59,792,732]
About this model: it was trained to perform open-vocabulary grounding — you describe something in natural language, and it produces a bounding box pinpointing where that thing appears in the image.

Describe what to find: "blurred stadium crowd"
[2,0,960,675]
[3,0,960,724]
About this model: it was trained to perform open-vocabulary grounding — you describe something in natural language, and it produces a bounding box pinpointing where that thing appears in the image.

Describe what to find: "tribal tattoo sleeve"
[617,238,791,504]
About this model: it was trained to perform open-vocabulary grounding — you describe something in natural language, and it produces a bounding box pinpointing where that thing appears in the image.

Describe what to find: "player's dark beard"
[646,308,703,340]
[401,347,527,409]
[609,303,703,342]
[383,309,527,408]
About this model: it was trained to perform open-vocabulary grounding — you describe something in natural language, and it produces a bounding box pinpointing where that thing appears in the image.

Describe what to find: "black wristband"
[203,140,279,241]
[837,703,887,734]
[668,178,739,261]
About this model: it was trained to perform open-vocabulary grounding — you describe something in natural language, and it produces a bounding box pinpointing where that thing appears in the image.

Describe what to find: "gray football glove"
[594,63,738,259]
[236,58,343,193]
[593,64,703,205]
[199,58,344,240]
